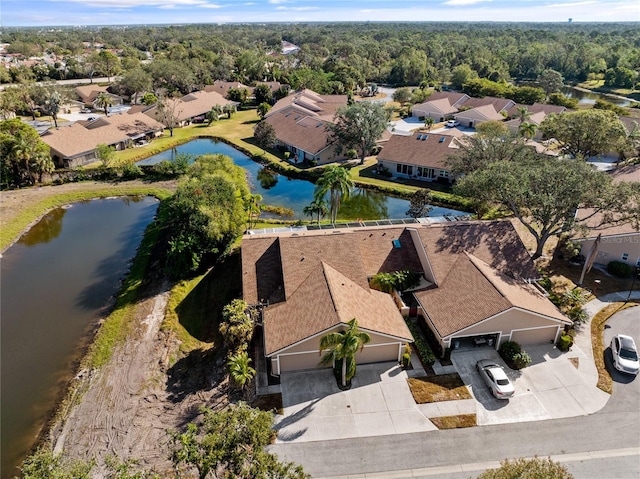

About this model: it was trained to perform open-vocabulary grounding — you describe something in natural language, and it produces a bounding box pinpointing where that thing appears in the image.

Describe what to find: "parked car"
[445,119,460,128]
[476,359,515,399]
[80,108,92,114]
[611,334,639,375]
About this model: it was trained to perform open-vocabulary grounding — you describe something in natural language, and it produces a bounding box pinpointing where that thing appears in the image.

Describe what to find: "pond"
[137,139,467,221]
[561,86,632,107]
[0,197,159,479]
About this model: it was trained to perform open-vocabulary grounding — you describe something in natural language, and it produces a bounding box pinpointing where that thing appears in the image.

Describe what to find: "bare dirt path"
[52,278,228,476]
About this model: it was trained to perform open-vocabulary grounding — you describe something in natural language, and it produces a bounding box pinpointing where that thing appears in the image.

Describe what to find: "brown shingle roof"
[415,220,539,284]
[75,84,111,104]
[426,91,469,107]
[204,81,252,97]
[377,131,460,170]
[267,89,347,121]
[263,262,412,354]
[146,90,237,124]
[459,96,514,113]
[264,110,335,156]
[41,112,164,159]
[415,252,567,338]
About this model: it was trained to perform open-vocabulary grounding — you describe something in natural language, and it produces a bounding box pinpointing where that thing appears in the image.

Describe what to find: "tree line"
[2,22,638,91]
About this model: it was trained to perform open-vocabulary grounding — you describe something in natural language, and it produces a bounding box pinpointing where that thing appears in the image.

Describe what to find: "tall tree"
[314,165,354,223]
[244,193,263,230]
[303,198,329,224]
[540,109,628,159]
[454,156,628,259]
[0,118,53,186]
[118,67,152,104]
[253,120,277,150]
[537,69,564,98]
[253,84,273,105]
[156,95,182,137]
[43,89,62,128]
[93,91,113,116]
[328,101,389,163]
[319,318,371,388]
[219,299,253,353]
[95,50,121,82]
[170,403,307,479]
[518,122,537,140]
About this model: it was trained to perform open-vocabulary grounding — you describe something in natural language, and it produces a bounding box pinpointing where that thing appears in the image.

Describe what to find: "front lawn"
[430,414,476,429]
[407,374,472,403]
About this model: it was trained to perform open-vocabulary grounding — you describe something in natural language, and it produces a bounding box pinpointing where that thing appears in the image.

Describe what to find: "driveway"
[274,362,436,443]
[451,343,610,425]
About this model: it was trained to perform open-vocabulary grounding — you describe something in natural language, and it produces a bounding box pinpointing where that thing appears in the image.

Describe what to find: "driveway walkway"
[274,362,437,443]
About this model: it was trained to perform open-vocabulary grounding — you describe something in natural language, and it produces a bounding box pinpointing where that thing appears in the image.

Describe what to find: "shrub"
[405,320,435,365]
[499,340,521,360]
[512,351,532,369]
[346,149,358,159]
[567,306,589,328]
[607,261,633,278]
[557,333,573,351]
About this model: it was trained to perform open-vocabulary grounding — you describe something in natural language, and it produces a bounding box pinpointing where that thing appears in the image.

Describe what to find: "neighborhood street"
[269,305,640,478]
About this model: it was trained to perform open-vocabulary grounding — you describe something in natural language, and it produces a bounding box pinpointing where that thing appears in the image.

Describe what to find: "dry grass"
[407,374,472,404]
[591,302,639,394]
[430,414,477,429]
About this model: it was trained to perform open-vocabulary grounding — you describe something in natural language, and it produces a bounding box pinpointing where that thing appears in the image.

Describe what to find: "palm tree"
[319,318,371,388]
[207,104,223,125]
[94,92,113,116]
[518,122,537,140]
[303,198,329,224]
[227,351,256,392]
[245,193,262,230]
[314,165,354,224]
[45,90,62,128]
[423,117,434,131]
[515,106,531,123]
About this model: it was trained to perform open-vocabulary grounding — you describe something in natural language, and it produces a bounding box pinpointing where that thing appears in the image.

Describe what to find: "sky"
[2,0,639,27]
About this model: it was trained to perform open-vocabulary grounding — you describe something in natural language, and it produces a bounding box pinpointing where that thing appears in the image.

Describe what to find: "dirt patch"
[51,278,230,476]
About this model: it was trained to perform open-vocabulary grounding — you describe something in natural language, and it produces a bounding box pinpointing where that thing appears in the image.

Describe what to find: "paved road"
[269,305,640,478]
[0,77,116,91]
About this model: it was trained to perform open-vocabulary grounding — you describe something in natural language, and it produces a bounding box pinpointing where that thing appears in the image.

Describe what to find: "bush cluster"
[405,320,436,365]
[557,333,573,351]
[607,260,633,278]
[499,341,532,369]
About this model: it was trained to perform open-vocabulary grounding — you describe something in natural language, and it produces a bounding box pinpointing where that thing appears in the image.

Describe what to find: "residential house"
[204,81,252,98]
[263,89,349,164]
[574,164,640,269]
[242,220,570,376]
[453,96,515,128]
[144,89,238,127]
[411,92,469,121]
[376,131,460,183]
[74,84,123,108]
[41,111,164,167]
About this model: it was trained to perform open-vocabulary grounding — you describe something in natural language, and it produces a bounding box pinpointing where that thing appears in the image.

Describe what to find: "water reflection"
[339,188,390,220]
[20,207,66,246]
[257,167,278,189]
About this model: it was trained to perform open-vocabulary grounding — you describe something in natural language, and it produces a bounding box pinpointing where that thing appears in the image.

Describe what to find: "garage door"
[511,326,558,345]
[278,351,326,373]
[355,343,399,364]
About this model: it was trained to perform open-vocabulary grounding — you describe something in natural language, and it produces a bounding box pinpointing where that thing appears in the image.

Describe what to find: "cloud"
[200,2,223,8]
[275,5,318,10]
[547,1,597,7]
[57,0,209,7]
[442,0,492,5]
[268,0,289,4]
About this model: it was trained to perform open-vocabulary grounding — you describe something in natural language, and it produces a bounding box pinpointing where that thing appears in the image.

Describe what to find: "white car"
[476,359,515,399]
[611,334,639,375]
[445,119,460,128]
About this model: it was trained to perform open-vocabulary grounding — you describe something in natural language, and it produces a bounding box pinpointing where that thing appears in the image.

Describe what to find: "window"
[622,253,629,261]
[396,164,402,173]
[420,168,435,179]
[439,170,449,178]
[397,164,413,175]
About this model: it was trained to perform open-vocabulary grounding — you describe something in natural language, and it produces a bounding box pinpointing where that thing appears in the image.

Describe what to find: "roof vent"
[439,136,446,143]
[421,135,428,141]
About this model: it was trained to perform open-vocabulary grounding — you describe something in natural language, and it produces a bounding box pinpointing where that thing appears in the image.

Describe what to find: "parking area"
[452,344,610,425]
[274,362,437,443]
[273,341,611,443]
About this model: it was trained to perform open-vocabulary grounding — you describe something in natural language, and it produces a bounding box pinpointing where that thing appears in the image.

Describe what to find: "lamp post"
[593,279,601,298]
[624,266,639,304]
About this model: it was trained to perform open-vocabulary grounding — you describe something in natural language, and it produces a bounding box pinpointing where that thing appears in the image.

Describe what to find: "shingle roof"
[459,96,514,113]
[41,112,164,159]
[146,90,237,123]
[264,110,335,155]
[263,262,412,355]
[204,81,252,97]
[75,84,111,104]
[425,91,469,107]
[378,131,460,169]
[455,104,504,121]
[415,252,567,338]
[415,220,539,284]
[267,89,347,121]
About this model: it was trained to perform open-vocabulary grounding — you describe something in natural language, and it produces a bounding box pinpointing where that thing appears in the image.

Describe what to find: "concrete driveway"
[452,343,610,425]
[274,362,436,443]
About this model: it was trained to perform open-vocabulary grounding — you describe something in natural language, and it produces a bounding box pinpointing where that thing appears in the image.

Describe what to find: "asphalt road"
[269,306,640,478]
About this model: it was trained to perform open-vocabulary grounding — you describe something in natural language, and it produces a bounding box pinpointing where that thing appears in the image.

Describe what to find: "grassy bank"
[591,302,639,394]
[1,186,173,252]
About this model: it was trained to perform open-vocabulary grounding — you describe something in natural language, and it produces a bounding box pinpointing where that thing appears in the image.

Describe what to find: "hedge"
[406,320,436,366]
